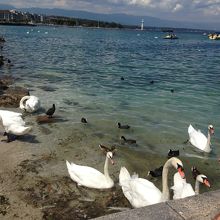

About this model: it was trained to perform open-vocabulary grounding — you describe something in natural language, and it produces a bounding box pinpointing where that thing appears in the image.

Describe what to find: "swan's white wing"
[188,125,207,151]
[1,115,25,127]
[7,124,31,135]
[181,184,195,198]
[121,176,162,208]
[131,178,162,207]
[189,130,207,150]
[0,110,22,118]
[119,167,131,185]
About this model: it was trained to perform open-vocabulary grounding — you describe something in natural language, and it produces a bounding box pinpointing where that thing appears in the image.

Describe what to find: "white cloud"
[1,0,220,22]
[172,3,183,12]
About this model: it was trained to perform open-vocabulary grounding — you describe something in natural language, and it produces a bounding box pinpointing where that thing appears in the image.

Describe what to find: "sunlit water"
[1,25,220,192]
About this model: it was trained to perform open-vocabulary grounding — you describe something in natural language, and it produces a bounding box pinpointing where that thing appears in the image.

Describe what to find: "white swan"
[19,95,40,113]
[66,145,115,189]
[171,172,210,199]
[188,124,214,153]
[119,157,185,208]
[0,110,32,142]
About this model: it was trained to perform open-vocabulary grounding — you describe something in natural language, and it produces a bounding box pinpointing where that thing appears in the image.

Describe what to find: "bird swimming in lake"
[118,122,130,129]
[188,124,214,153]
[148,165,163,178]
[81,117,87,123]
[46,104,55,118]
[168,149,179,158]
[120,136,136,144]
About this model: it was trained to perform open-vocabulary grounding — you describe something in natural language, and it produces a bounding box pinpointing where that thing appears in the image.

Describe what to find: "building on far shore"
[0,10,42,24]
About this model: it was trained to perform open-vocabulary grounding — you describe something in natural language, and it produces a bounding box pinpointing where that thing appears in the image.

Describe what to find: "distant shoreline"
[0,22,214,33]
[0,22,37,26]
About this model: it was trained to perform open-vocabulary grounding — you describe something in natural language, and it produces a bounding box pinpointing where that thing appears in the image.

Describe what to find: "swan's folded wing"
[119,167,131,185]
[129,178,162,206]
[171,182,195,199]
[181,183,195,198]
[1,115,26,128]
[189,131,207,149]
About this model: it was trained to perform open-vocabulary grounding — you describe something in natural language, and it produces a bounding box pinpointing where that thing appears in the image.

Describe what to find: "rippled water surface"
[1,25,220,190]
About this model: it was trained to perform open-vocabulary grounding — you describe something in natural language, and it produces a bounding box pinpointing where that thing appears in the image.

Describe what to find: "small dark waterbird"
[120,136,136,144]
[167,149,179,158]
[118,122,130,129]
[148,165,163,178]
[46,104,56,118]
[81,117,88,123]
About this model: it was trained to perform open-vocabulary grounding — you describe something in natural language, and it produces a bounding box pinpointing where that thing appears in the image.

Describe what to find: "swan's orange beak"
[110,159,115,165]
[177,167,185,179]
[210,128,214,135]
[203,179,210,187]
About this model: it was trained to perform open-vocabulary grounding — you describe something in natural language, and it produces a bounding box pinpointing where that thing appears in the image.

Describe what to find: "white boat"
[163,33,178,39]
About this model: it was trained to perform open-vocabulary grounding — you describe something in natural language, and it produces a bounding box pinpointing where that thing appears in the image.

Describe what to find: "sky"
[1,0,220,23]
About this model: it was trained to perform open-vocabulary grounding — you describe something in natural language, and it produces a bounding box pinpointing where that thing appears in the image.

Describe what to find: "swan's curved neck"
[205,131,211,151]
[194,179,200,195]
[104,155,111,179]
[19,96,30,109]
[161,160,172,201]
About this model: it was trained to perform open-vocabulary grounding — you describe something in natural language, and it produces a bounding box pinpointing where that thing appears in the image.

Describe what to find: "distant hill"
[1,4,219,31]
[0,4,15,10]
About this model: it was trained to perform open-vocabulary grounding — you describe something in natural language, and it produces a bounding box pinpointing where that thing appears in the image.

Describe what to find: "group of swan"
[66,125,213,209]
[66,150,211,208]
[0,110,32,142]
[0,95,56,141]
[0,95,39,141]
[188,124,214,153]
[119,157,185,208]
[171,171,210,200]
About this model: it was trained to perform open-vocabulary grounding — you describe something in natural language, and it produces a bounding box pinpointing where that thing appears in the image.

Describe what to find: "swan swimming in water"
[66,145,116,189]
[119,157,185,208]
[171,171,210,199]
[188,124,214,153]
[0,110,32,142]
[19,95,40,113]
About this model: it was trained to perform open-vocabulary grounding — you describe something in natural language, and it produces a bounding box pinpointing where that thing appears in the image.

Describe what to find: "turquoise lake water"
[0,25,220,161]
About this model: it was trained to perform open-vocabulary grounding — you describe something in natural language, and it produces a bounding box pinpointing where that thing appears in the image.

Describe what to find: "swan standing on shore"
[119,157,185,208]
[188,124,214,153]
[66,145,116,189]
[19,95,40,113]
[0,110,32,142]
[171,172,210,199]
